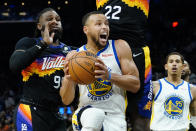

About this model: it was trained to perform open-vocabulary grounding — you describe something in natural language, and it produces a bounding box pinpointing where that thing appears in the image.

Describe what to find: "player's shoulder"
[190,83,196,90]
[190,84,196,98]
[15,37,37,49]
[114,39,130,49]
[152,80,160,86]
[114,39,132,55]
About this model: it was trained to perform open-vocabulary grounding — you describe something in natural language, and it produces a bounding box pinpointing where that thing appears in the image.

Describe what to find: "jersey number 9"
[54,75,61,89]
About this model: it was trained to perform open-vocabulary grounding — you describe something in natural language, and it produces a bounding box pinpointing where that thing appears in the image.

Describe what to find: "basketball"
[68,51,99,85]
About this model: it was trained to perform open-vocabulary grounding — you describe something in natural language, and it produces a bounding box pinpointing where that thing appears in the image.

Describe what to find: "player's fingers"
[95,62,108,74]
[96,58,104,65]
[51,32,55,38]
[64,60,69,67]
[94,74,106,79]
[67,50,77,60]
[94,70,105,75]
[95,62,104,69]
[44,23,49,34]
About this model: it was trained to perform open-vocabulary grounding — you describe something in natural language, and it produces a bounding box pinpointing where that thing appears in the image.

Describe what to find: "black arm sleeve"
[9,37,48,74]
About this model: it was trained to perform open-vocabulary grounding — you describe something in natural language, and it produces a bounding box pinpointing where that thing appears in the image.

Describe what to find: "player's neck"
[166,76,182,86]
[86,44,99,54]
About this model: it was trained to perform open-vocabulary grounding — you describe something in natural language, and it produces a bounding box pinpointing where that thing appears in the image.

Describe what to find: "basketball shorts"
[127,46,153,118]
[14,103,67,131]
[72,105,127,131]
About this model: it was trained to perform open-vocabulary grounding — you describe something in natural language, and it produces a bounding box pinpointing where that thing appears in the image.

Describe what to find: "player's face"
[38,10,63,41]
[86,14,109,47]
[181,62,190,76]
[165,55,184,76]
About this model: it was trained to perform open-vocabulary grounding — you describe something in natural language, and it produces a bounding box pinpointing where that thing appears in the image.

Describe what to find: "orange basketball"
[68,51,99,85]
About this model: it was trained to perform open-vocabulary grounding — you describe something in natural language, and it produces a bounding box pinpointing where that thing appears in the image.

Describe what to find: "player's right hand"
[63,50,77,81]
[42,22,55,45]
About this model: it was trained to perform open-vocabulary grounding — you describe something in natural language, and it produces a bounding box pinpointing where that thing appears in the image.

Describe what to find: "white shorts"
[72,105,127,131]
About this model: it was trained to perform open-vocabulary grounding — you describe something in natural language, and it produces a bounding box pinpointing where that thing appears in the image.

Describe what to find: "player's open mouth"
[100,34,107,42]
[172,67,177,71]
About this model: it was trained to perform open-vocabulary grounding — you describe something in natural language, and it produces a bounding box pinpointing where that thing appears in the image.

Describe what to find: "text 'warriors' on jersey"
[87,78,113,101]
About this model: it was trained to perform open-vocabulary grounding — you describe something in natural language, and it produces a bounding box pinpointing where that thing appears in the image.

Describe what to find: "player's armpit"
[152,81,160,95]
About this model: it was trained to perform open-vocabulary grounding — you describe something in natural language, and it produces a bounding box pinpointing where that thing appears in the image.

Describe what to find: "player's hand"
[42,22,55,45]
[63,50,77,82]
[66,50,77,60]
[94,58,110,80]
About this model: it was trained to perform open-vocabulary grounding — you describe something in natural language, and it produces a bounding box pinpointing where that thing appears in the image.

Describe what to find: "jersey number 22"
[105,5,121,20]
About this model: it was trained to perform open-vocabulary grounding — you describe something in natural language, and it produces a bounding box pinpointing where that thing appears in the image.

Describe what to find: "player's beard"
[50,27,63,43]
[181,73,188,80]
[91,35,105,49]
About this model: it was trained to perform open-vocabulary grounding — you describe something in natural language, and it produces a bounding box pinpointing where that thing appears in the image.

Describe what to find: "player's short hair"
[165,52,184,64]
[184,60,190,67]
[82,11,104,26]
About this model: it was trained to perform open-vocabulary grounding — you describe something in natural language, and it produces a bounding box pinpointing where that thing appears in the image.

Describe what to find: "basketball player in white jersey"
[60,11,140,131]
[150,52,196,131]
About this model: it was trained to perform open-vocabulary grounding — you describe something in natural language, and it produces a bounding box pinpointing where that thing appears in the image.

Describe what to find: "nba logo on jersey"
[164,95,184,120]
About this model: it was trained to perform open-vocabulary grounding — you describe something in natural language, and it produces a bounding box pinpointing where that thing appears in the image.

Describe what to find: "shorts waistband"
[20,97,60,112]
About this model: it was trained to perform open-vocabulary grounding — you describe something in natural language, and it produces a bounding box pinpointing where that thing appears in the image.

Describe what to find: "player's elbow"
[131,79,140,93]
[9,58,20,74]
[135,81,140,93]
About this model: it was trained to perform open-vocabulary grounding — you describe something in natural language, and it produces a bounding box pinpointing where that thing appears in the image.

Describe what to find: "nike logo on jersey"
[42,56,65,70]
[133,52,142,57]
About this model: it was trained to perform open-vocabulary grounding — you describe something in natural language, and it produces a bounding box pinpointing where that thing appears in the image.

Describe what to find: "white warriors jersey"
[150,78,192,130]
[76,40,127,114]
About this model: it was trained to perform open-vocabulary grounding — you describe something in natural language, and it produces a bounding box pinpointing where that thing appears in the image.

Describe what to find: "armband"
[108,71,111,80]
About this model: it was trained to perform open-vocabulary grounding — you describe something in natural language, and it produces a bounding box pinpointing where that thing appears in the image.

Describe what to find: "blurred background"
[0,0,196,130]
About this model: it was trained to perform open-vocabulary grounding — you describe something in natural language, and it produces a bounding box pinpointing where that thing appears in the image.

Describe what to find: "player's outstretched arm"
[112,39,140,93]
[60,51,77,105]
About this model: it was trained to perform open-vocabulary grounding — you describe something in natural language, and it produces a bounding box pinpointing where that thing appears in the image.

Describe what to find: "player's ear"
[189,69,191,75]
[37,23,42,31]
[83,26,88,35]
[164,64,168,71]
